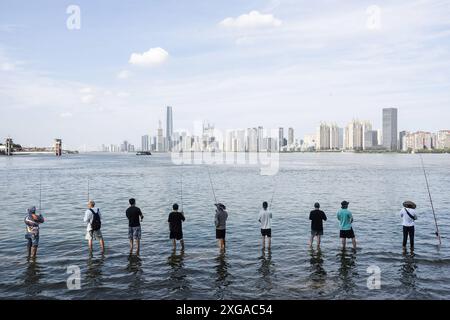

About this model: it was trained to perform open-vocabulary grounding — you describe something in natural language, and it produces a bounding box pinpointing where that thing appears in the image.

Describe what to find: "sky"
[1,0,450,150]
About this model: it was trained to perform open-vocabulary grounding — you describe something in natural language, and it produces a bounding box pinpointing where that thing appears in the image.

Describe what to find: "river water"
[0,152,449,299]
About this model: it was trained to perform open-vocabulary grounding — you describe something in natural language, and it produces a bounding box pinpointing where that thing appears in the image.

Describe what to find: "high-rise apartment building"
[141,135,149,152]
[382,108,398,151]
[166,106,173,151]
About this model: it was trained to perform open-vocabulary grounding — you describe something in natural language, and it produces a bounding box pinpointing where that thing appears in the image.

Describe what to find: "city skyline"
[94,106,449,154]
[1,1,450,150]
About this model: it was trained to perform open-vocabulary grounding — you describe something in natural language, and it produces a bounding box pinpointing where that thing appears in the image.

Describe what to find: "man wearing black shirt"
[126,198,144,255]
[168,203,185,251]
[309,202,327,249]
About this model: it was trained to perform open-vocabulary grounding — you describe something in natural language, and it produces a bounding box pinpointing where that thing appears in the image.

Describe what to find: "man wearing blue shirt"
[337,201,356,250]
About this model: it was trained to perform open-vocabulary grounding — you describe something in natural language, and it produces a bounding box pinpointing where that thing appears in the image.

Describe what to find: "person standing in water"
[337,201,356,250]
[84,200,105,254]
[24,206,44,258]
[126,198,144,255]
[258,201,272,250]
[400,201,417,251]
[168,203,185,251]
[309,202,327,249]
[215,203,228,251]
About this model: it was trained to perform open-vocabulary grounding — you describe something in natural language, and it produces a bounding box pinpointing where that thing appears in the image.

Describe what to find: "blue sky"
[1,0,450,150]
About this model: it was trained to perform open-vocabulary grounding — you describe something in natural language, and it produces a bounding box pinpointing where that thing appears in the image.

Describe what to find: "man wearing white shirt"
[400,201,417,251]
[84,200,105,254]
[258,202,272,250]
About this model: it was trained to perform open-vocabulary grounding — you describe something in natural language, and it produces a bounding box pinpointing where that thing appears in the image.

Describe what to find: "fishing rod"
[87,176,90,202]
[39,171,42,214]
[180,165,184,212]
[420,154,441,245]
[207,166,218,204]
[269,176,277,209]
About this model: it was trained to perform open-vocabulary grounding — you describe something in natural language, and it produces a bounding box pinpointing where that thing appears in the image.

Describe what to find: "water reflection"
[257,249,275,293]
[308,249,327,290]
[400,251,417,289]
[214,253,231,299]
[85,254,105,288]
[167,251,190,294]
[337,250,357,295]
[23,258,42,297]
[126,255,144,293]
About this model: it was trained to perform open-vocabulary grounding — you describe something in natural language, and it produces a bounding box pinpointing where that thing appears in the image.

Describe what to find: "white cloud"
[1,62,15,71]
[81,94,94,104]
[60,112,73,118]
[117,70,131,79]
[129,47,169,67]
[80,87,93,94]
[116,91,129,98]
[219,10,282,28]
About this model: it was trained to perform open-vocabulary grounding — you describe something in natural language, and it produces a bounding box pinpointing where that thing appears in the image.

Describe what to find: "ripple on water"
[1,153,449,299]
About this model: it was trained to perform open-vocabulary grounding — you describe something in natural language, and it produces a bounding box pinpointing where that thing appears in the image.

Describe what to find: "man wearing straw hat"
[400,201,417,251]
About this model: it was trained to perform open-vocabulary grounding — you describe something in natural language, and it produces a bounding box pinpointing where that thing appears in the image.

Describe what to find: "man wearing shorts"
[258,201,272,250]
[126,198,144,255]
[168,203,185,251]
[24,206,44,258]
[309,202,327,249]
[337,201,356,250]
[84,200,105,254]
[215,203,228,252]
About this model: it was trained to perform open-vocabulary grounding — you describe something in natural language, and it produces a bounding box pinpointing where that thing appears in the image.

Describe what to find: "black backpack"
[89,209,101,231]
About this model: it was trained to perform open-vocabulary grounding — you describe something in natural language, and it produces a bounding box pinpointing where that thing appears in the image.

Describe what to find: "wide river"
[0,152,449,299]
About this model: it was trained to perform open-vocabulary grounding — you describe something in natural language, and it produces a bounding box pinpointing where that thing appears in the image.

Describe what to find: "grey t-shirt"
[215,210,228,230]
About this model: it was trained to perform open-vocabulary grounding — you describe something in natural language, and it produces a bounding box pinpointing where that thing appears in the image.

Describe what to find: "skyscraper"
[257,126,264,152]
[362,121,373,150]
[382,108,398,151]
[141,135,149,152]
[345,120,364,150]
[316,122,331,150]
[157,120,164,152]
[288,127,294,147]
[166,106,173,151]
[278,127,284,151]
[399,130,408,151]
[330,123,340,150]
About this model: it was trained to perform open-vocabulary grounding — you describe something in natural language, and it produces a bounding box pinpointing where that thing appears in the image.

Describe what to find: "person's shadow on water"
[167,250,190,295]
[337,249,357,295]
[256,249,275,294]
[23,258,42,298]
[85,253,105,289]
[214,252,231,299]
[400,251,417,291]
[308,248,327,291]
[126,254,144,294]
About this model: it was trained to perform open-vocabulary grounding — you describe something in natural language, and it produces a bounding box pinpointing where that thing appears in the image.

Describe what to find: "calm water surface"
[0,153,449,299]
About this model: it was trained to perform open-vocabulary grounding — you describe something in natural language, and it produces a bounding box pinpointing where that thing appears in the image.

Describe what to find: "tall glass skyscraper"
[382,108,398,151]
[166,106,173,151]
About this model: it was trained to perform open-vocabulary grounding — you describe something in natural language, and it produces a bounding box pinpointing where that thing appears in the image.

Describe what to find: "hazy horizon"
[1,0,450,150]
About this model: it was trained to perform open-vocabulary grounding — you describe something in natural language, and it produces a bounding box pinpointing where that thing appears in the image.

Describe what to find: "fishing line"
[87,176,90,202]
[180,165,184,212]
[39,170,42,214]
[420,154,441,245]
[269,176,277,209]
[207,166,218,204]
